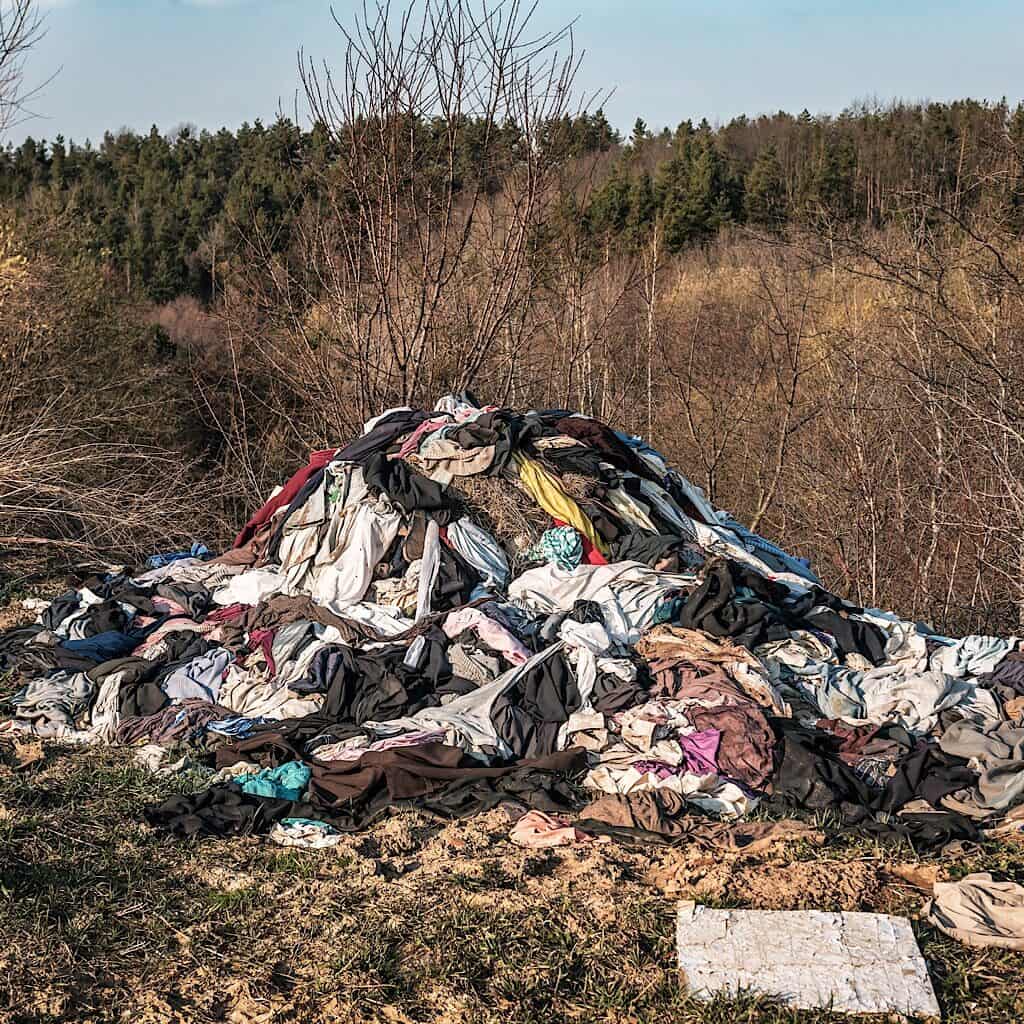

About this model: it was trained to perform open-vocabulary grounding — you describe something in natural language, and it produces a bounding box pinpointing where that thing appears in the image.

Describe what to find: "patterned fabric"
[526,526,583,571]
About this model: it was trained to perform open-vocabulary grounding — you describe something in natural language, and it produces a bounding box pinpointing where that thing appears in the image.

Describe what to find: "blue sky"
[15,0,1024,145]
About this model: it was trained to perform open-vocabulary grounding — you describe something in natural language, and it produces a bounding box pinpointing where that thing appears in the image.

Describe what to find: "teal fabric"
[236,761,311,801]
[526,526,583,571]
[652,597,685,625]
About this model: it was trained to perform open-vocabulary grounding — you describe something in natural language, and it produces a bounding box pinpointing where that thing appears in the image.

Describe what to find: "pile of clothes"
[2,394,1022,852]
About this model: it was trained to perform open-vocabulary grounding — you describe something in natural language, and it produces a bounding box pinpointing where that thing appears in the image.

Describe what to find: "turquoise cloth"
[652,597,686,625]
[526,526,583,571]
[236,761,311,801]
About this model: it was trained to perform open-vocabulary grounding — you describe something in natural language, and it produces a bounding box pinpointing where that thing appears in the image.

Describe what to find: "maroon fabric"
[232,447,337,548]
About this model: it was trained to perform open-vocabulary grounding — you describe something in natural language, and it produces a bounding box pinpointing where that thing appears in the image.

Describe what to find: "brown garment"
[637,626,766,676]
[816,718,883,764]
[578,790,691,836]
[579,792,822,853]
[308,743,585,807]
[639,626,785,713]
[211,522,275,567]
[724,819,825,855]
[239,594,372,643]
[687,702,775,790]
[639,650,776,790]
[647,664,749,704]
[215,735,586,808]
[215,730,307,767]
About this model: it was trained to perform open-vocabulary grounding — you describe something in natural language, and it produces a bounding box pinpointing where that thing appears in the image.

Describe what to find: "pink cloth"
[246,628,277,677]
[397,416,451,459]
[132,616,204,653]
[205,604,247,623]
[509,810,606,849]
[442,607,531,666]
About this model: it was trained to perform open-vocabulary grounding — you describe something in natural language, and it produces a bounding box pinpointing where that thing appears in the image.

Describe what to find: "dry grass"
[1,742,1023,1023]
[0,416,234,570]
[557,472,595,503]
[449,474,550,552]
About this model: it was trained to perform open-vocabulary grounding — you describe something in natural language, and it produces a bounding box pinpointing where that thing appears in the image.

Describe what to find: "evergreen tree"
[744,143,787,227]
[626,170,657,241]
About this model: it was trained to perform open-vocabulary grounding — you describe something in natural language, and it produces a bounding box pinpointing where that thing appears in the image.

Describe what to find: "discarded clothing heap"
[3,393,1023,853]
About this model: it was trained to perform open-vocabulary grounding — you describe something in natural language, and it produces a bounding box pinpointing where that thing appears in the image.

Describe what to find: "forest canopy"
[3,98,1023,302]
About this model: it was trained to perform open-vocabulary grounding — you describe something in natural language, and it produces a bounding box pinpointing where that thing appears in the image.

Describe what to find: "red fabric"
[233,447,337,548]
[552,517,608,565]
[205,603,247,623]
[247,628,278,677]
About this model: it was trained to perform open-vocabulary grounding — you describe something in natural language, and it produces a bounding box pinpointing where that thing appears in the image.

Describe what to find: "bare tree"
[295,0,586,419]
[0,0,44,137]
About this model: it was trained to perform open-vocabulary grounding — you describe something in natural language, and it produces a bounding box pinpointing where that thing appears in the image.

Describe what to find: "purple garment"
[633,728,721,777]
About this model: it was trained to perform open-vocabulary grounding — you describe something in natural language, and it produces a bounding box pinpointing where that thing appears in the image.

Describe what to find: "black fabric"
[113,634,215,718]
[768,718,978,850]
[577,501,623,544]
[0,625,47,673]
[592,668,648,714]
[551,415,650,477]
[153,633,215,676]
[679,559,887,663]
[533,442,607,479]
[363,452,456,522]
[18,647,96,674]
[156,582,213,620]
[769,718,884,813]
[435,675,481,699]
[117,677,169,718]
[292,630,452,725]
[39,592,80,631]
[855,811,979,847]
[491,651,581,758]
[337,410,430,464]
[678,561,792,650]
[107,583,161,617]
[434,541,479,611]
[977,650,1024,702]
[146,746,586,838]
[803,609,887,666]
[612,532,686,567]
[878,742,978,813]
[72,573,161,616]
[240,715,365,760]
[87,655,158,686]
[81,601,131,636]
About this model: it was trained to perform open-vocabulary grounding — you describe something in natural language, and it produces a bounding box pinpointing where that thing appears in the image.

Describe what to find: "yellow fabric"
[513,454,608,555]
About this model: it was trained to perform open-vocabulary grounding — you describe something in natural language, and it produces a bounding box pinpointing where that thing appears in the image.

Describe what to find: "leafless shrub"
[0,411,234,566]
[0,0,45,136]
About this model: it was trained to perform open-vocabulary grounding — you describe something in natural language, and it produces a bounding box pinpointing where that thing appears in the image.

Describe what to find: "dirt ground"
[0,739,1023,1024]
